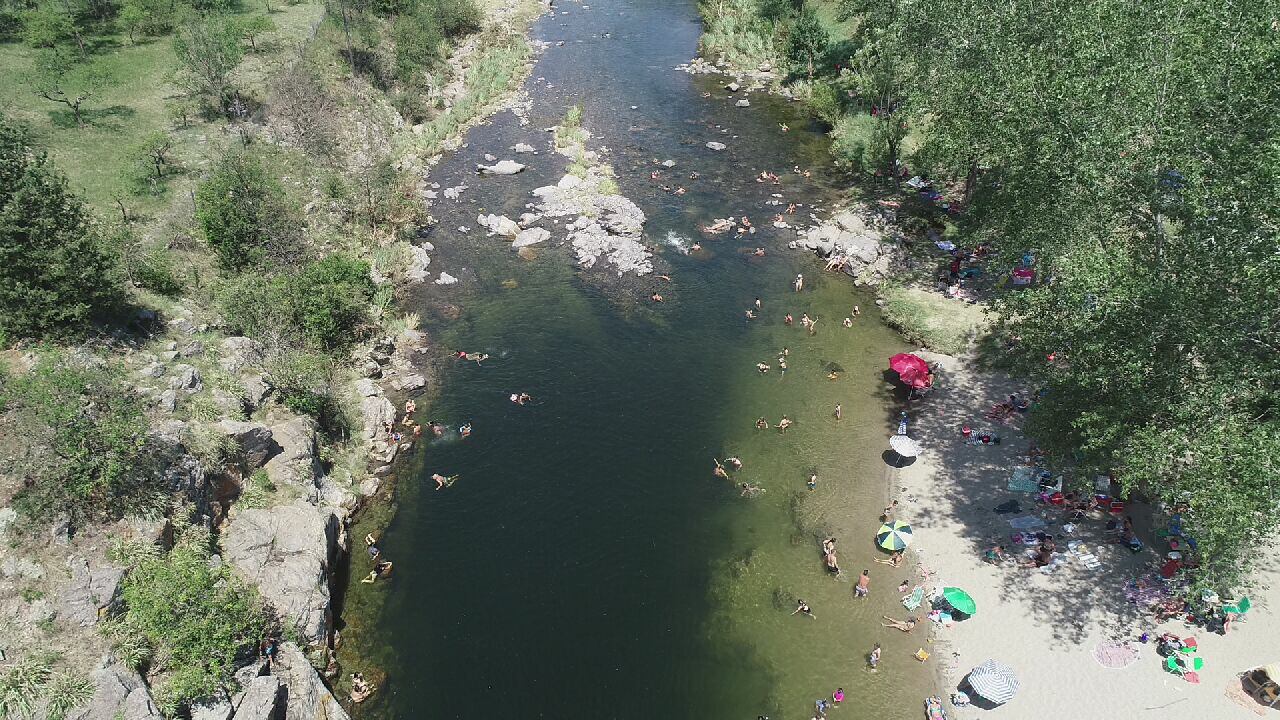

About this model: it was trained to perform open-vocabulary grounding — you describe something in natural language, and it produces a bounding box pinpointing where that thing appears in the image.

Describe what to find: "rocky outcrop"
[530,173,652,276]
[262,417,320,487]
[58,557,125,627]
[222,501,341,646]
[218,420,281,470]
[404,244,432,282]
[705,141,726,151]
[800,207,896,285]
[232,676,284,720]
[275,642,350,720]
[69,663,163,720]
[220,337,265,374]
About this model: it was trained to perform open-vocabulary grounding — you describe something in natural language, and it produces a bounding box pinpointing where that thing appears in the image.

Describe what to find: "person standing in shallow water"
[856,569,871,597]
[834,403,842,421]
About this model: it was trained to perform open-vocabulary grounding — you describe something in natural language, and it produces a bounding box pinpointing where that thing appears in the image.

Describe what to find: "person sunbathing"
[882,615,919,632]
[875,551,904,567]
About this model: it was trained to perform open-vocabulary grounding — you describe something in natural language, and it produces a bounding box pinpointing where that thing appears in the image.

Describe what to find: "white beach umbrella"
[889,434,922,458]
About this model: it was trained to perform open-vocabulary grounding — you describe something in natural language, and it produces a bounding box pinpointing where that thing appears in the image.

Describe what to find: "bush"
[2,351,163,528]
[219,254,375,351]
[0,119,125,339]
[430,0,483,38]
[116,527,264,713]
[263,350,351,436]
[195,151,300,272]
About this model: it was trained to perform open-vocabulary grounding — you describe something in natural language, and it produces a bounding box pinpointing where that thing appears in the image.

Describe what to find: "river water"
[347,0,932,717]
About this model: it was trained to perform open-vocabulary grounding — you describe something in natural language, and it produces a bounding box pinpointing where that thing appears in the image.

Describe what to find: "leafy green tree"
[118,0,175,42]
[877,0,1280,589]
[785,5,828,80]
[29,49,116,127]
[21,7,77,49]
[1,350,160,528]
[233,13,275,51]
[117,527,264,712]
[0,119,124,338]
[172,18,243,109]
[194,151,299,271]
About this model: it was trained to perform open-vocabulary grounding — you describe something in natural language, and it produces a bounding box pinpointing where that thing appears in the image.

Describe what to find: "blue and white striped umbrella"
[968,659,1019,704]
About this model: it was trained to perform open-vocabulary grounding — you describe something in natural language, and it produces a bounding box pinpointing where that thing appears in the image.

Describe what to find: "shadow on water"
[345,0,932,717]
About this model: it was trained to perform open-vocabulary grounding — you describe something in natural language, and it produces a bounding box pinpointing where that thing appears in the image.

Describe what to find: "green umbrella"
[876,521,913,551]
[942,587,977,615]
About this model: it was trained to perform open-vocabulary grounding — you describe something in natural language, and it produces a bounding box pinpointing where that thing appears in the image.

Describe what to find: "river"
[344,0,932,717]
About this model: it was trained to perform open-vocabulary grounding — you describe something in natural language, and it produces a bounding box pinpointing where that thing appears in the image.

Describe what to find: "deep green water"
[348,1,932,717]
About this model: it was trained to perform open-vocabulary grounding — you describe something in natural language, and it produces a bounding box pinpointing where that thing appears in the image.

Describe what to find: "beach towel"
[1008,467,1041,493]
[1007,515,1048,531]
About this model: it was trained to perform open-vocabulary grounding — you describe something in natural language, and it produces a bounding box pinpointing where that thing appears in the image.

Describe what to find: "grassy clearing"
[0,3,323,214]
[879,284,990,356]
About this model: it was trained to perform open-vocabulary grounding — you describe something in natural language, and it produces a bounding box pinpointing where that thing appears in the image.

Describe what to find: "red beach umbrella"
[890,353,930,388]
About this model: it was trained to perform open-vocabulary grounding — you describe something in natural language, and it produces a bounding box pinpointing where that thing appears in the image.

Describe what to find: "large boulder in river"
[476,159,525,175]
[222,501,341,646]
[477,213,520,237]
[706,141,726,151]
[512,227,550,248]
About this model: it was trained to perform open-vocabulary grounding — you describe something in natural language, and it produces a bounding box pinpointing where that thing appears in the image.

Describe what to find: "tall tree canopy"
[881,0,1280,588]
[0,118,123,339]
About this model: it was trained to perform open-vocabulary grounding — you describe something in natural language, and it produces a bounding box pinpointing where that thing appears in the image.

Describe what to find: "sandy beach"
[892,349,1280,719]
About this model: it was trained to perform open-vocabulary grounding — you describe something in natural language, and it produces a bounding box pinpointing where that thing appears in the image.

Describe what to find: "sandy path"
[891,349,1280,719]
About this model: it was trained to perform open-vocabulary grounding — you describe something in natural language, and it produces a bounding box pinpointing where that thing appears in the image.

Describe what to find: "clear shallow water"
[349,1,932,717]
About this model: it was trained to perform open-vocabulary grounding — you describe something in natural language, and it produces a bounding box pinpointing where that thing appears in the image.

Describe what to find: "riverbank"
[891,349,1280,719]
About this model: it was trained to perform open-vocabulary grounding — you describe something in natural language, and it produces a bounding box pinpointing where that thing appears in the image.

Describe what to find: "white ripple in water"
[662,230,692,254]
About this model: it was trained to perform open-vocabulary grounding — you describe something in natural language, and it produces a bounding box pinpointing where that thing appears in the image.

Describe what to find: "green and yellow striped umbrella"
[876,520,913,551]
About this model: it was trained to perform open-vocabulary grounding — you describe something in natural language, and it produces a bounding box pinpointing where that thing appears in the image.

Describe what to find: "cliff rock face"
[275,643,350,720]
[222,502,342,646]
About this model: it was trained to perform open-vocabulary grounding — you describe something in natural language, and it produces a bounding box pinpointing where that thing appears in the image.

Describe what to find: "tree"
[881,0,1280,589]
[194,151,300,271]
[0,119,124,338]
[233,14,275,51]
[172,18,243,109]
[786,5,828,80]
[21,7,77,49]
[29,50,114,127]
[118,0,175,42]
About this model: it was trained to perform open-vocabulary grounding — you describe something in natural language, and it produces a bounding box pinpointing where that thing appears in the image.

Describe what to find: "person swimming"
[459,423,472,438]
[755,417,769,430]
[713,458,729,479]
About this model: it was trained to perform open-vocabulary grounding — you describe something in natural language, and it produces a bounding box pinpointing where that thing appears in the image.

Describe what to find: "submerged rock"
[513,142,537,153]
[706,141,726,151]
[436,272,459,285]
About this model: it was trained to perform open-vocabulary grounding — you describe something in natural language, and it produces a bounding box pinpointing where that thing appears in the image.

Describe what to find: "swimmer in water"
[756,362,770,374]
[691,243,702,251]
[432,473,455,490]
[713,458,729,479]
[753,247,765,256]
[727,456,742,470]
[755,417,769,430]
[650,293,664,302]
[459,423,472,438]
[784,313,794,325]
[777,416,793,432]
